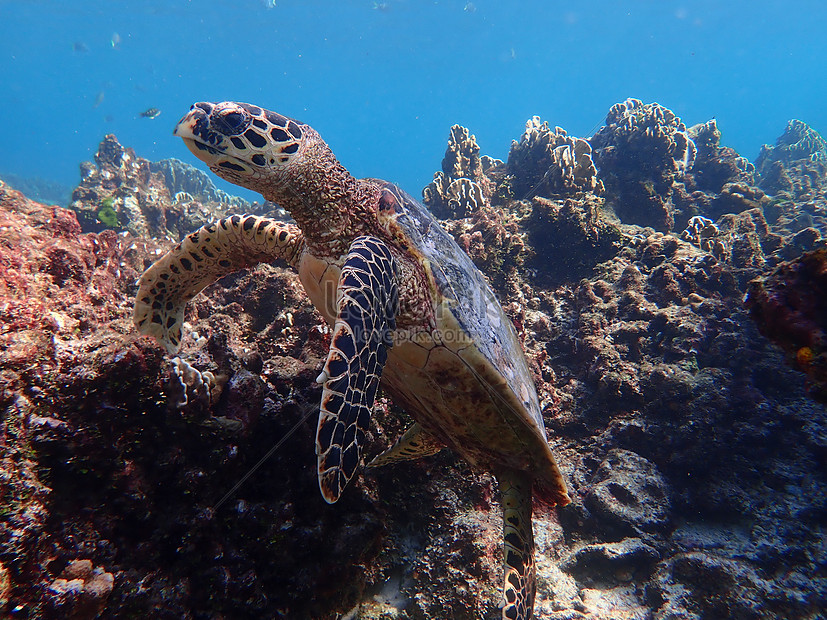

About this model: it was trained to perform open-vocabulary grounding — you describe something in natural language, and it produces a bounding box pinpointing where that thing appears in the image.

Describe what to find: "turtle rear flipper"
[316,236,399,503]
[498,469,536,620]
[133,216,304,354]
[368,423,444,468]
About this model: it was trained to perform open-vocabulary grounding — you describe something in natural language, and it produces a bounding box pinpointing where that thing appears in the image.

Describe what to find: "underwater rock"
[759,158,827,201]
[439,191,622,296]
[561,538,661,587]
[423,124,497,218]
[646,552,811,620]
[746,247,827,401]
[506,117,603,200]
[582,449,671,537]
[439,200,531,295]
[0,182,167,618]
[527,195,622,286]
[70,134,159,236]
[591,98,697,232]
[707,180,770,219]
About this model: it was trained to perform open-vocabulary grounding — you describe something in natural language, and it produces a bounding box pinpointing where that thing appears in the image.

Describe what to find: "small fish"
[464,2,476,13]
[93,91,105,108]
[140,107,161,119]
[263,0,277,8]
[111,32,121,49]
[372,2,389,11]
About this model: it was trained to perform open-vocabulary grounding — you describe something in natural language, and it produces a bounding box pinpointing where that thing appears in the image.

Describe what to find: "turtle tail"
[133,215,304,354]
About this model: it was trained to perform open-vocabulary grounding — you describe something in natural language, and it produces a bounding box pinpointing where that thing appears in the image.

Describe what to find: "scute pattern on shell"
[385,182,546,434]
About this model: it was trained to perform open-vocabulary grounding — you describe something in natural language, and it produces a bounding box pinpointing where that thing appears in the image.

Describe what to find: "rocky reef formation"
[149,158,250,208]
[754,119,827,201]
[1,101,826,619]
[68,135,268,241]
[590,98,697,232]
[506,117,603,200]
[0,172,72,206]
[423,125,499,218]
[755,119,827,175]
[0,180,386,619]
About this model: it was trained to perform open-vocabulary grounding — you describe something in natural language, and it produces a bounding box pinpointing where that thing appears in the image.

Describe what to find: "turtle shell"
[376,181,568,506]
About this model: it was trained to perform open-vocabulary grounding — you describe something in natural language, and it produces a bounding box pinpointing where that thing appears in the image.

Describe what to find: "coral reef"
[754,120,827,201]
[686,119,755,194]
[591,98,697,232]
[506,117,603,200]
[2,102,827,619]
[423,124,498,218]
[755,119,827,174]
[45,559,114,620]
[68,135,265,241]
[150,158,250,208]
[526,195,622,286]
[0,181,389,619]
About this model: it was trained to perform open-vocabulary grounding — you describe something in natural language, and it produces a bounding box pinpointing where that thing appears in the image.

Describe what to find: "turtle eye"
[211,109,250,136]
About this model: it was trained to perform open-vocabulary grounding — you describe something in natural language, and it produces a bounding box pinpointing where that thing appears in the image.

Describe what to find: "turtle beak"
[173,103,209,140]
[174,103,228,162]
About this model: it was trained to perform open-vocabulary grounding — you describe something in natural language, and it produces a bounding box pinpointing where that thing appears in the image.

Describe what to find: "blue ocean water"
[1,0,825,202]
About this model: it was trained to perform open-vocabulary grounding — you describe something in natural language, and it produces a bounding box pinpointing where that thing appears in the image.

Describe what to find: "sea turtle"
[133,101,570,619]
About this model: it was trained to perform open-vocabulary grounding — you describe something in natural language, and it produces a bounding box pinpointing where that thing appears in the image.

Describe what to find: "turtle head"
[175,101,378,255]
[174,101,314,201]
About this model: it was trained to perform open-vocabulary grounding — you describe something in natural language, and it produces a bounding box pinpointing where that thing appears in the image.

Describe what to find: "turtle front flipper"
[134,215,304,354]
[498,469,536,620]
[367,423,444,468]
[316,236,399,503]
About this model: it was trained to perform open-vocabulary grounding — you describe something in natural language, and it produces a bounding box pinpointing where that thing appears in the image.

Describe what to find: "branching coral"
[680,215,730,262]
